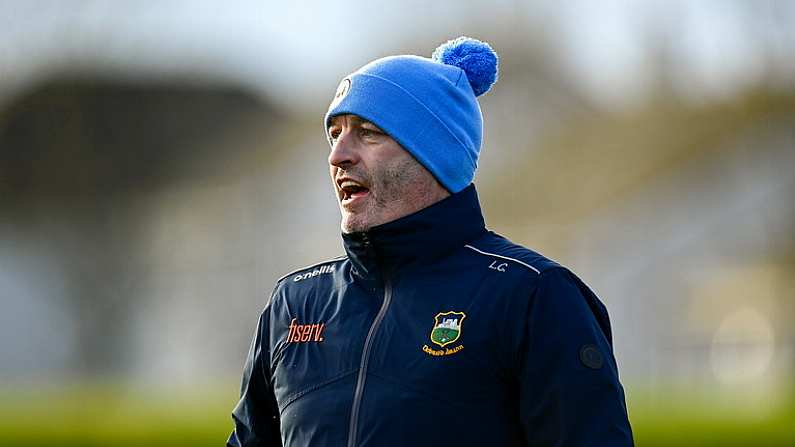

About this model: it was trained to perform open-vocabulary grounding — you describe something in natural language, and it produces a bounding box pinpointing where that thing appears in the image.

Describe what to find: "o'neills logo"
[286,318,325,343]
[293,264,334,282]
[329,77,351,108]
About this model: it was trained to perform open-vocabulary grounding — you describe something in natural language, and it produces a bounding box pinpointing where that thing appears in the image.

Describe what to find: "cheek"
[374,158,419,199]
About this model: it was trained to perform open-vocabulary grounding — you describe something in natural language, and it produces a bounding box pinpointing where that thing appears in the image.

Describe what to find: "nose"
[328,129,360,168]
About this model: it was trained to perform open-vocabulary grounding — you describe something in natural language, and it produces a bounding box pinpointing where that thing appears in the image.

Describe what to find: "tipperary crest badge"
[430,311,466,347]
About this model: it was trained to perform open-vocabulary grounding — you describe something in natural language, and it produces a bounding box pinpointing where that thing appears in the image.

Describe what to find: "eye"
[328,126,342,143]
[359,126,382,139]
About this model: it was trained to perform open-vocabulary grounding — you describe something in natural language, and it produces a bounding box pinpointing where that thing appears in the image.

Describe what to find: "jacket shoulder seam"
[463,244,541,274]
[275,255,348,284]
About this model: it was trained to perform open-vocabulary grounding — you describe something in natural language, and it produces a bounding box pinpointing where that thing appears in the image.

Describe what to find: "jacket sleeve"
[227,305,282,447]
[517,268,634,446]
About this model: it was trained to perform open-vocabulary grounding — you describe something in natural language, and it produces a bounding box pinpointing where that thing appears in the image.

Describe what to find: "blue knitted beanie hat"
[325,36,499,193]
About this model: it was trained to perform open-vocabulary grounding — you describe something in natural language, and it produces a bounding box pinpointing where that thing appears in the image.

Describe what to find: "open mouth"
[339,179,370,203]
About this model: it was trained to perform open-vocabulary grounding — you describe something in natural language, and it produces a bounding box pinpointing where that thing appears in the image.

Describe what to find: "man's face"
[328,114,449,233]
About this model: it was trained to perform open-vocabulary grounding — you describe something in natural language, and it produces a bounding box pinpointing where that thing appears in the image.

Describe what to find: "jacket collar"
[342,184,486,282]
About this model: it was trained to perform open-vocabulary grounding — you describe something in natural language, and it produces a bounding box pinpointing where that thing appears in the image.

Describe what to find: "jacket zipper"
[347,235,392,447]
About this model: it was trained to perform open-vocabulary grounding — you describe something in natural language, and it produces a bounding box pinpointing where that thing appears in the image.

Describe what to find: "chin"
[340,215,370,233]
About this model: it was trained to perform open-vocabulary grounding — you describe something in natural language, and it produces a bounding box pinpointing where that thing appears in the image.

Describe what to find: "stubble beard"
[339,158,447,233]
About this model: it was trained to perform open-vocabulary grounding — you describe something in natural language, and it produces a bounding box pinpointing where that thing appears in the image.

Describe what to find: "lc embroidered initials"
[287,318,325,343]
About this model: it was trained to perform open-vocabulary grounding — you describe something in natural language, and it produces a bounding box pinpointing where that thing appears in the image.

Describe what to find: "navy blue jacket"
[228,185,633,446]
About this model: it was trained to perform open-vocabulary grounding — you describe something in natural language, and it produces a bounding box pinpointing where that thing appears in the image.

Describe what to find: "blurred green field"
[628,387,795,447]
[0,382,236,447]
[0,383,792,446]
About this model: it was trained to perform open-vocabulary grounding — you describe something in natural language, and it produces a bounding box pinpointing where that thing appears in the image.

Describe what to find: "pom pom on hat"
[432,36,498,96]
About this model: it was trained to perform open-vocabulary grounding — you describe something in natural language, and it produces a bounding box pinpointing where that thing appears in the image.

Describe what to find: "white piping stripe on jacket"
[464,244,541,275]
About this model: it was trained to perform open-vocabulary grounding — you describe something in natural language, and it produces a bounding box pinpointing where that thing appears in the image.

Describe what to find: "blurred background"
[1,0,793,445]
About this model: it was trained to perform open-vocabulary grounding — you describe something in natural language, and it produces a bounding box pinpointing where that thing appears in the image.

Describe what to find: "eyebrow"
[328,116,378,129]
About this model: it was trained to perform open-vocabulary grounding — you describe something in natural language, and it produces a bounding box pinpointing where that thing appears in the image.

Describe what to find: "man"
[229,37,634,446]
